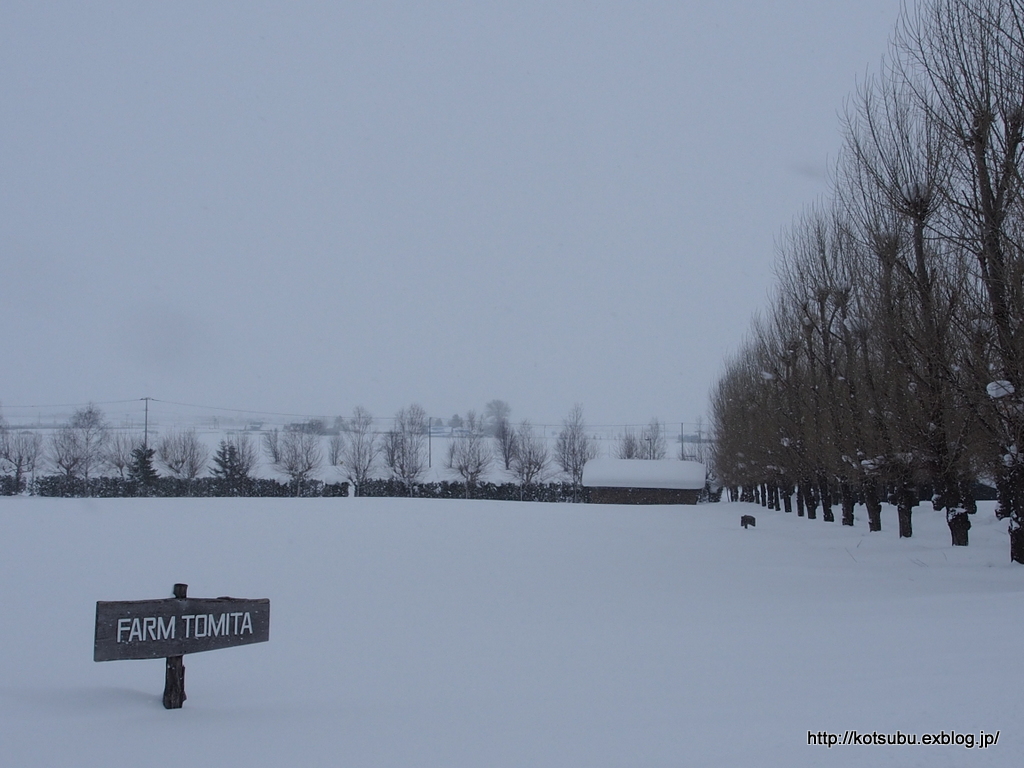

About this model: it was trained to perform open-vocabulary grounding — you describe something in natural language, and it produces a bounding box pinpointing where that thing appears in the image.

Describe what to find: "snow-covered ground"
[1,496,1020,767]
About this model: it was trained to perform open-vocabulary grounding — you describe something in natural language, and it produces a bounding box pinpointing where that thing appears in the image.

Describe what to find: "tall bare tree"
[49,426,83,487]
[103,431,141,479]
[446,412,492,497]
[383,404,428,493]
[616,428,640,459]
[509,420,549,492]
[638,418,668,460]
[263,426,323,494]
[157,429,210,481]
[891,0,1024,558]
[483,399,511,436]
[1,429,43,492]
[56,403,108,485]
[334,406,380,496]
[493,415,518,470]
[555,404,599,501]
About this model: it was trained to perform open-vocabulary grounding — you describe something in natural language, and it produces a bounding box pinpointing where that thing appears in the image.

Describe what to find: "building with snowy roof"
[582,458,707,505]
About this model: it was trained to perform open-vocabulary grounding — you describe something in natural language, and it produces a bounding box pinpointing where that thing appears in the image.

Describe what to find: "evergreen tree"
[212,441,241,480]
[212,440,247,493]
[128,445,158,492]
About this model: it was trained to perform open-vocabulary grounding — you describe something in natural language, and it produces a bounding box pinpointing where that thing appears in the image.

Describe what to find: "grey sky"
[1,1,902,428]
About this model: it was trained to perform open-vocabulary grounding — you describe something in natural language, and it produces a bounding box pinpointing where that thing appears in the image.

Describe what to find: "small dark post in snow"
[163,583,188,709]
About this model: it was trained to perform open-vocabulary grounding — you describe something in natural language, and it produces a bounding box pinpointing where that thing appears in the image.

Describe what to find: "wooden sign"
[95,596,270,661]
[94,584,269,708]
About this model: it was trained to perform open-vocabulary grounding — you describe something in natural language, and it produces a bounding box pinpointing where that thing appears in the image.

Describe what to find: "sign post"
[94,583,270,709]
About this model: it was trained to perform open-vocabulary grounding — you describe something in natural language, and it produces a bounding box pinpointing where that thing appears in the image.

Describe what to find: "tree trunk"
[895,484,914,539]
[1010,520,1024,565]
[818,476,833,522]
[960,481,977,515]
[781,483,793,514]
[1001,465,1024,564]
[938,476,970,547]
[948,509,971,546]
[863,478,882,532]
[840,482,855,527]
[801,479,817,520]
[995,474,1011,519]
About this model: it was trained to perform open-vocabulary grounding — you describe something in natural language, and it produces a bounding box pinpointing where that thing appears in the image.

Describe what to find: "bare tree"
[49,426,83,482]
[483,399,512,436]
[891,0,1024,558]
[446,412,492,496]
[383,404,428,493]
[65,403,108,483]
[262,428,282,466]
[103,431,141,479]
[328,433,344,467]
[493,415,518,470]
[710,0,1024,555]
[262,426,323,494]
[682,417,713,465]
[157,429,211,481]
[555,404,599,501]
[638,418,668,460]
[509,420,549,491]
[616,428,640,459]
[335,406,380,496]
[1,429,43,492]
[841,53,974,540]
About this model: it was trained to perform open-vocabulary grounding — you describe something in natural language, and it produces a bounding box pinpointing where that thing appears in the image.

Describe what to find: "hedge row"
[355,479,589,503]
[7,475,349,498]
[1,475,595,502]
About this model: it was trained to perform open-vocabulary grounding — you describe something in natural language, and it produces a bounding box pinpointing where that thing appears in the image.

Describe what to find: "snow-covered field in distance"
[1,496,1020,767]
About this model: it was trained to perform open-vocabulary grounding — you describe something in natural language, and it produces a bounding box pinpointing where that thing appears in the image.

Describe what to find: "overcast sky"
[1,1,904,428]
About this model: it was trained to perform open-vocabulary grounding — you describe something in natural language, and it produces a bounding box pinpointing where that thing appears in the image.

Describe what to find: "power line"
[150,399,327,419]
[0,399,139,410]
[3,396,708,433]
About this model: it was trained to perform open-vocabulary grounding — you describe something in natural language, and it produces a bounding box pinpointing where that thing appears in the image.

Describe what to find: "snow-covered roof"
[582,458,707,490]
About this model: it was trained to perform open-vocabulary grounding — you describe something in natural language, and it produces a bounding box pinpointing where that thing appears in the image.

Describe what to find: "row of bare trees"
[4,400,681,500]
[711,0,1024,561]
[615,419,669,460]
[1,404,151,489]
[1,403,260,492]
[406,403,597,499]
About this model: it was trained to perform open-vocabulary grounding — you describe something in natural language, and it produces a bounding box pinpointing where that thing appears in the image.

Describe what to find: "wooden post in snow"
[163,583,188,709]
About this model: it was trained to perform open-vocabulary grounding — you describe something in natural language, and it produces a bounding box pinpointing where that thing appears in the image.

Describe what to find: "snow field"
[0,496,1021,767]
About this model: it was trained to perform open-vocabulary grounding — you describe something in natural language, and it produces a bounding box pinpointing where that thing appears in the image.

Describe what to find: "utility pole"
[142,397,152,448]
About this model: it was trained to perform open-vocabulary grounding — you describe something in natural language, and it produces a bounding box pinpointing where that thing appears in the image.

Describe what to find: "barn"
[582,458,707,505]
